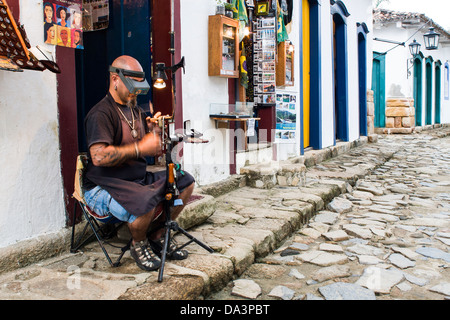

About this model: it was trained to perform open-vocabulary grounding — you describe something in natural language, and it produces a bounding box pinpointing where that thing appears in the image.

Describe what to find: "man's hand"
[137,132,162,157]
[146,111,162,126]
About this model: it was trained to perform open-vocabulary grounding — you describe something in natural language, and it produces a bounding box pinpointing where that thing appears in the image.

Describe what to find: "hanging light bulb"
[288,41,294,53]
[153,62,168,89]
[244,27,250,37]
[153,78,167,89]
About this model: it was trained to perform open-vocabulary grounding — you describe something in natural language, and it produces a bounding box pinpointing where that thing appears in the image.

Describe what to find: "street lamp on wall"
[423,27,440,50]
[152,57,185,90]
[153,63,168,89]
[407,39,421,79]
[409,39,421,57]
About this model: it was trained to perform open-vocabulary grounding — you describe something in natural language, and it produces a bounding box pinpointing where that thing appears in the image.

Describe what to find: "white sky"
[378,0,450,31]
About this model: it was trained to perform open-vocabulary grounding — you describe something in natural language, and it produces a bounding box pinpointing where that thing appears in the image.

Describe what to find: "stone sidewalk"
[0,126,449,300]
[210,127,450,300]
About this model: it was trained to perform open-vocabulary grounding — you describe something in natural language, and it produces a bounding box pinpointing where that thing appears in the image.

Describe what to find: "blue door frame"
[307,0,322,151]
[372,52,385,128]
[435,61,442,124]
[357,23,369,136]
[425,56,433,125]
[331,1,350,142]
[414,53,424,126]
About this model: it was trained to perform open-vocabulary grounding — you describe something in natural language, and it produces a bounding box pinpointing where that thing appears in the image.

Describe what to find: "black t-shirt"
[84,93,195,217]
[84,93,148,189]
[83,93,164,216]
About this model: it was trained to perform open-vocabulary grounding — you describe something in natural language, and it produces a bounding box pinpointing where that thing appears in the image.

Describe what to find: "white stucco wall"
[346,0,374,141]
[274,0,301,161]
[320,0,335,149]
[179,0,301,185]
[180,0,231,185]
[0,1,66,248]
[321,0,373,148]
[179,0,374,185]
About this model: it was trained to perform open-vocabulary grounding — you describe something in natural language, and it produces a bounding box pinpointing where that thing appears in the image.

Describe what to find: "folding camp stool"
[70,154,131,267]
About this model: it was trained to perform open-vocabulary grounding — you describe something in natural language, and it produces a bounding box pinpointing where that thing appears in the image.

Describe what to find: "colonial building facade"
[372,9,450,133]
[0,0,374,254]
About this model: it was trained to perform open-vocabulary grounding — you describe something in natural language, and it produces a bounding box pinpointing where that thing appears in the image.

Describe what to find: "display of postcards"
[262,83,275,93]
[263,94,276,104]
[256,28,275,40]
[254,51,263,61]
[253,40,263,51]
[258,17,276,29]
[262,73,275,83]
[263,50,275,61]
[254,62,268,72]
[253,73,261,84]
[256,84,263,92]
[261,39,276,51]
[276,130,296,141]
[263,61,275,71]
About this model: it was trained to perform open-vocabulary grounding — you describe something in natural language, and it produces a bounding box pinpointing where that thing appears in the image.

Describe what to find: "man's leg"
[149,182,195,241]
[128,209,162,271]
[83,186,161,271]
[128,209,156,243]
[147,182,195,260]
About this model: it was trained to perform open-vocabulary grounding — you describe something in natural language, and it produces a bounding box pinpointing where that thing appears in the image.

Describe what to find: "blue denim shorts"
[84,186,137,224]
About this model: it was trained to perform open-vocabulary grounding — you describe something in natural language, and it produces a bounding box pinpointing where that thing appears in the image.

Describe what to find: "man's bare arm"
[89,132,162,167]
[90,143,136,167]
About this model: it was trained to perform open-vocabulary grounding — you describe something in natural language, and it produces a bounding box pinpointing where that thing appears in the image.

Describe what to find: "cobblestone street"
[209,129,450,300]
[0,128,449,302]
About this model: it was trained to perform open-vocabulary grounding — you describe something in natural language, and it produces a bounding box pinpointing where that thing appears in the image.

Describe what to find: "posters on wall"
[43,1,110,49]
[253,16,277,105]
[275,92,297,142]
[43,0,83,49]
[82,0,110,32]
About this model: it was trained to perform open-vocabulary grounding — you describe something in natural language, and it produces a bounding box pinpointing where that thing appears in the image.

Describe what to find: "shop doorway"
[357,23,369,136]
[332,9,349,142]
[414,53,423,126]
[372,52,385,128]
[435,61,442,124]
[75,0,152,152]
[425,56,433,125]
[307,0,322,150]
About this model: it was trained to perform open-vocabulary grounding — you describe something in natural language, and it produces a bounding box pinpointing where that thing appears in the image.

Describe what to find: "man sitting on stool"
[83,55,195,271]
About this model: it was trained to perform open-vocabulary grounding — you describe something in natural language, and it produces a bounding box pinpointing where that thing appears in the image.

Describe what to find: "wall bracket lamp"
[423,27,440,50]
[407,39,421,79]
[153,56,185,89]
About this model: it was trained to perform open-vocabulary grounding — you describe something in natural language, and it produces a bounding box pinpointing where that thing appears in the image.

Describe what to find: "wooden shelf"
[276,41,294,87]
[208,15,239,78]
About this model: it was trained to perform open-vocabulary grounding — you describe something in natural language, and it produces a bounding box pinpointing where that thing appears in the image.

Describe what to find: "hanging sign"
[43,1,83,49]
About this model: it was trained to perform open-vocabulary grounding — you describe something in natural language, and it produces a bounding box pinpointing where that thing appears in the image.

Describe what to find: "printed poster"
[275,93,297,142]
[43,1,84,49]
[82,0,110,31]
